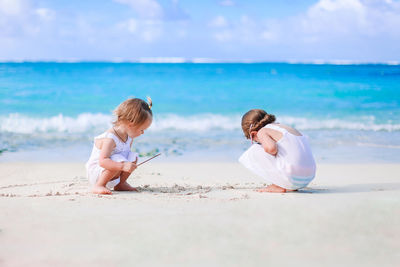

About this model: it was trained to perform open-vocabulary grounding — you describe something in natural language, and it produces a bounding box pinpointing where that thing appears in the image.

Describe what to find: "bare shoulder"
[257,128,278,155]
[257,128,278,142]
[257,127,270,136]
[276,123,302,136]
[259,127,282,141]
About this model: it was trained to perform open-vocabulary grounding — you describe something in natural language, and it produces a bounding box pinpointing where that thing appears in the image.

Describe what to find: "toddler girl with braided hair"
[239,109,316,193]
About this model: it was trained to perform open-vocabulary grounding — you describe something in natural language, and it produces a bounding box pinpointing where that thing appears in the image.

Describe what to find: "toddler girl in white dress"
[239,109,316,193]
[86,97,153,195]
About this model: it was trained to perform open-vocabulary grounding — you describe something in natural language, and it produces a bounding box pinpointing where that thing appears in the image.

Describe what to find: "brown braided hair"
[241,109,276,139]
[113,97,153,126]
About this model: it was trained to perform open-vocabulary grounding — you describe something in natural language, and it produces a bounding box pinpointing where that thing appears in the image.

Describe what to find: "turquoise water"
[1,62,399,162]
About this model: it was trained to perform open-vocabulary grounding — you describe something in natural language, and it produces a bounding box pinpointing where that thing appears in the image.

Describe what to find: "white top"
[85,131,137,181]
[263,124,316,180]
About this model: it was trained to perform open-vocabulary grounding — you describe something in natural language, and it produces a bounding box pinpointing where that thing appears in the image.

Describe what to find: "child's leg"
[92,169,121,194]
[114,171,138,191]
[240,145,297,192]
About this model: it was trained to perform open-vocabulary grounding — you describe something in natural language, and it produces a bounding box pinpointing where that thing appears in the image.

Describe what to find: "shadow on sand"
[113,183,400,195]
[298,183,400,194]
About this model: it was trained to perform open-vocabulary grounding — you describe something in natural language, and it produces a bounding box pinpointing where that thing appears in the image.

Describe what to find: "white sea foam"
[279,116,400,132]
[356,142,400,149]
[0,113,111,134]
[0,113,399,134]
[152,114,240,131]
[138,57,187,63]
[191,58,220,63]
[286,60,400,65]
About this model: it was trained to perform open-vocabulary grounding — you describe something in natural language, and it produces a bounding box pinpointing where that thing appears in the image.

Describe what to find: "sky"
[0,0,399,62]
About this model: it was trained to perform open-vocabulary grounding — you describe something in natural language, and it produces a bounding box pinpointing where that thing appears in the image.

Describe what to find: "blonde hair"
[113,97,153,126]
[241,109,276,139]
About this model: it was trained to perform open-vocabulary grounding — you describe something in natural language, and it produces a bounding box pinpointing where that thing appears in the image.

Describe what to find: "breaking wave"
[1,113,399,134]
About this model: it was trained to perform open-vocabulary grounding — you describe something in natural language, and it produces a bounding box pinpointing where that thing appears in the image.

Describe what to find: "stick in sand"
[137,153,161,167]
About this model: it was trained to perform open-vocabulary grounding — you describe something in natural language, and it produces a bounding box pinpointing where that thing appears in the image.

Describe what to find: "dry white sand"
[0,162,399,267]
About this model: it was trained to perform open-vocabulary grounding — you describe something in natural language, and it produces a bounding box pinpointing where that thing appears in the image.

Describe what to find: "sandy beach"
[0,161,399,267]
[2,0,400,266]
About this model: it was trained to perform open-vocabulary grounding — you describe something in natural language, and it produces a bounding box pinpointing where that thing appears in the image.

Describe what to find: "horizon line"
[0,58,399,65]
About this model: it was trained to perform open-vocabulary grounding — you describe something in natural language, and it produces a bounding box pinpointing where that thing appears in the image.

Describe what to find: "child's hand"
[122,161,137,173]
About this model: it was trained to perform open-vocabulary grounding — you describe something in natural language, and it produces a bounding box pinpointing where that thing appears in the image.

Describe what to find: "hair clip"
[146,96,152,110]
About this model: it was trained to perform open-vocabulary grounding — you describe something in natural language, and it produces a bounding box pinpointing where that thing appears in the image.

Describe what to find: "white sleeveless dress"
[85,132,138,189]
[239,124,316,189]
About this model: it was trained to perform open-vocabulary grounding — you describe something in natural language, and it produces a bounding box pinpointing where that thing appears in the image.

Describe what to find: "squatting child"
[85,97,153,194]
[239,109,316,193]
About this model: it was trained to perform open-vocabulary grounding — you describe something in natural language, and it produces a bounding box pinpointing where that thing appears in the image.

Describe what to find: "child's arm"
[128,139,138,163]
[256,128,278,156]
[98,138,135,172]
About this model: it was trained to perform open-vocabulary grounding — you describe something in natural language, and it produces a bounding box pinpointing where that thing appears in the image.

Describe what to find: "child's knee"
[102,169,121,179]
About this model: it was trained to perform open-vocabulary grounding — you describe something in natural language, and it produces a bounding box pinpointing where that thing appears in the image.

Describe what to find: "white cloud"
[260,31,275,41]
[176,27,187,38]
[141,19,163,41]
[116,18,163,42]
[118,18,138,33]
[114,0,163,19]
[300,0,367,37]
[219,0,235,7]
[210,14,264,43]
[264,0,400,60]
[1,0,399,61]
[214,30,232,42]
[0,0,56,38]
[209,0,400,49]
[35,8,55,22]
[292,0,400,43]
[0,0,27,16]
[209,15,228,28]
[113,0,165,42]
[311,0,365,12]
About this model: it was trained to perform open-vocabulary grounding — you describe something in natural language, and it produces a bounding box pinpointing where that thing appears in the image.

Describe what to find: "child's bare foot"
[92,185,112,195]
[114,181,138,192]
[256,184,288,193]
[286,189,297,192]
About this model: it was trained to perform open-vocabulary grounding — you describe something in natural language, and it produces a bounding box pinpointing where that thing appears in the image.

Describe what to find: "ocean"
[1,62,399,163]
